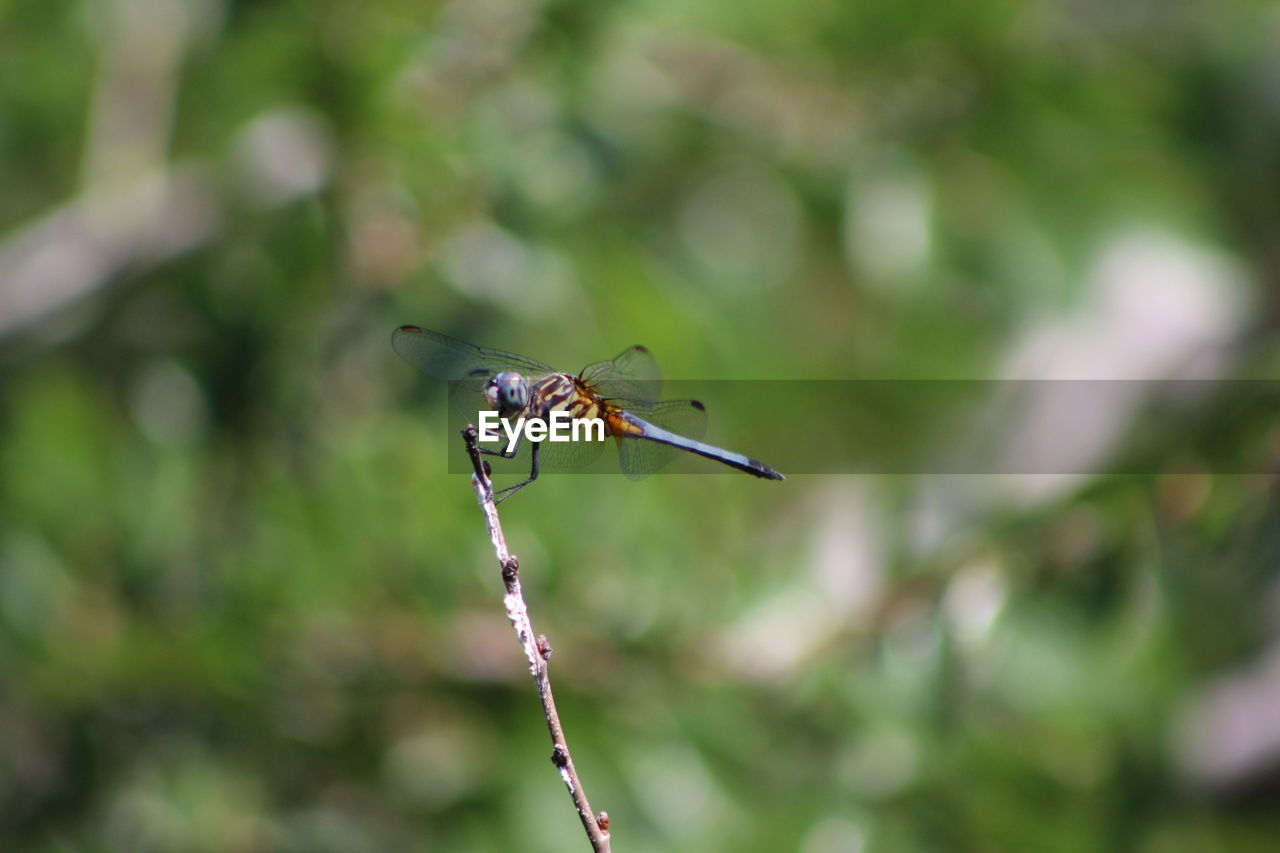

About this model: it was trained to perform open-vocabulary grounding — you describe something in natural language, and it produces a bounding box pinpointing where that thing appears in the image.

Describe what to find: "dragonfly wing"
[580,345,662,405]
[614,399,709,480]
[474,430,609,472]
[392,325,556,393]
[537,432,609,470]
[624,398,709,441]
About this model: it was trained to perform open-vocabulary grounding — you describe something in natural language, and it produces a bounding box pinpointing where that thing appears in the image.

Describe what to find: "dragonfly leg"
[478,431,523,463]
[478,443,521,460]
[494,441,540,503]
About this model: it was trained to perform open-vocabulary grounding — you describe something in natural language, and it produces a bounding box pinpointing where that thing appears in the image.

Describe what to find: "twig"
[461,426,612,852]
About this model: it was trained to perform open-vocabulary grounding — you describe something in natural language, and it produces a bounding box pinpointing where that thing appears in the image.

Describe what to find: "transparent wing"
[580,345,662,406]
[614,399,709,480]
[392,325,556,393]
[472,428,609,472]
[537,428,610,470]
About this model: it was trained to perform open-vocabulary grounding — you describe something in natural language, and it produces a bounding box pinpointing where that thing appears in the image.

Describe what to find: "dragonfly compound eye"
[490,372,529,414]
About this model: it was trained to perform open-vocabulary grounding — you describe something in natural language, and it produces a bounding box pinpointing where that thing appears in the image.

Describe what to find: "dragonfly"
[393,325,784,501]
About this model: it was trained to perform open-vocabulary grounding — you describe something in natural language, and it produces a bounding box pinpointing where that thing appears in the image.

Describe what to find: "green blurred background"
[6,1,1280,850]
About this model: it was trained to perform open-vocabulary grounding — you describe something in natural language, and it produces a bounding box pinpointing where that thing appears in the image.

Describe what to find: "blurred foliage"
[5,0,1280,851]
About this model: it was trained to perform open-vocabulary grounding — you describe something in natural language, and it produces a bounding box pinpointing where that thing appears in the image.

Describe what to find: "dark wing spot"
[635,345,649,353]
[467,368,491,377]
[691,400,706,411]
[398,325,423,333]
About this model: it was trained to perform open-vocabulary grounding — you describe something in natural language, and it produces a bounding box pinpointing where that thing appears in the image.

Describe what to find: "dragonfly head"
[484,372,530,416]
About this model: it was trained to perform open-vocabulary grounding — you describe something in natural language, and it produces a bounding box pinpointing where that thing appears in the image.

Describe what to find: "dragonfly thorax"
[484,371,530,416]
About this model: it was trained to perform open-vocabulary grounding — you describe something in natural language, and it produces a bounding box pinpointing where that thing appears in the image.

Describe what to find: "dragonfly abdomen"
[625,413,784,480]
